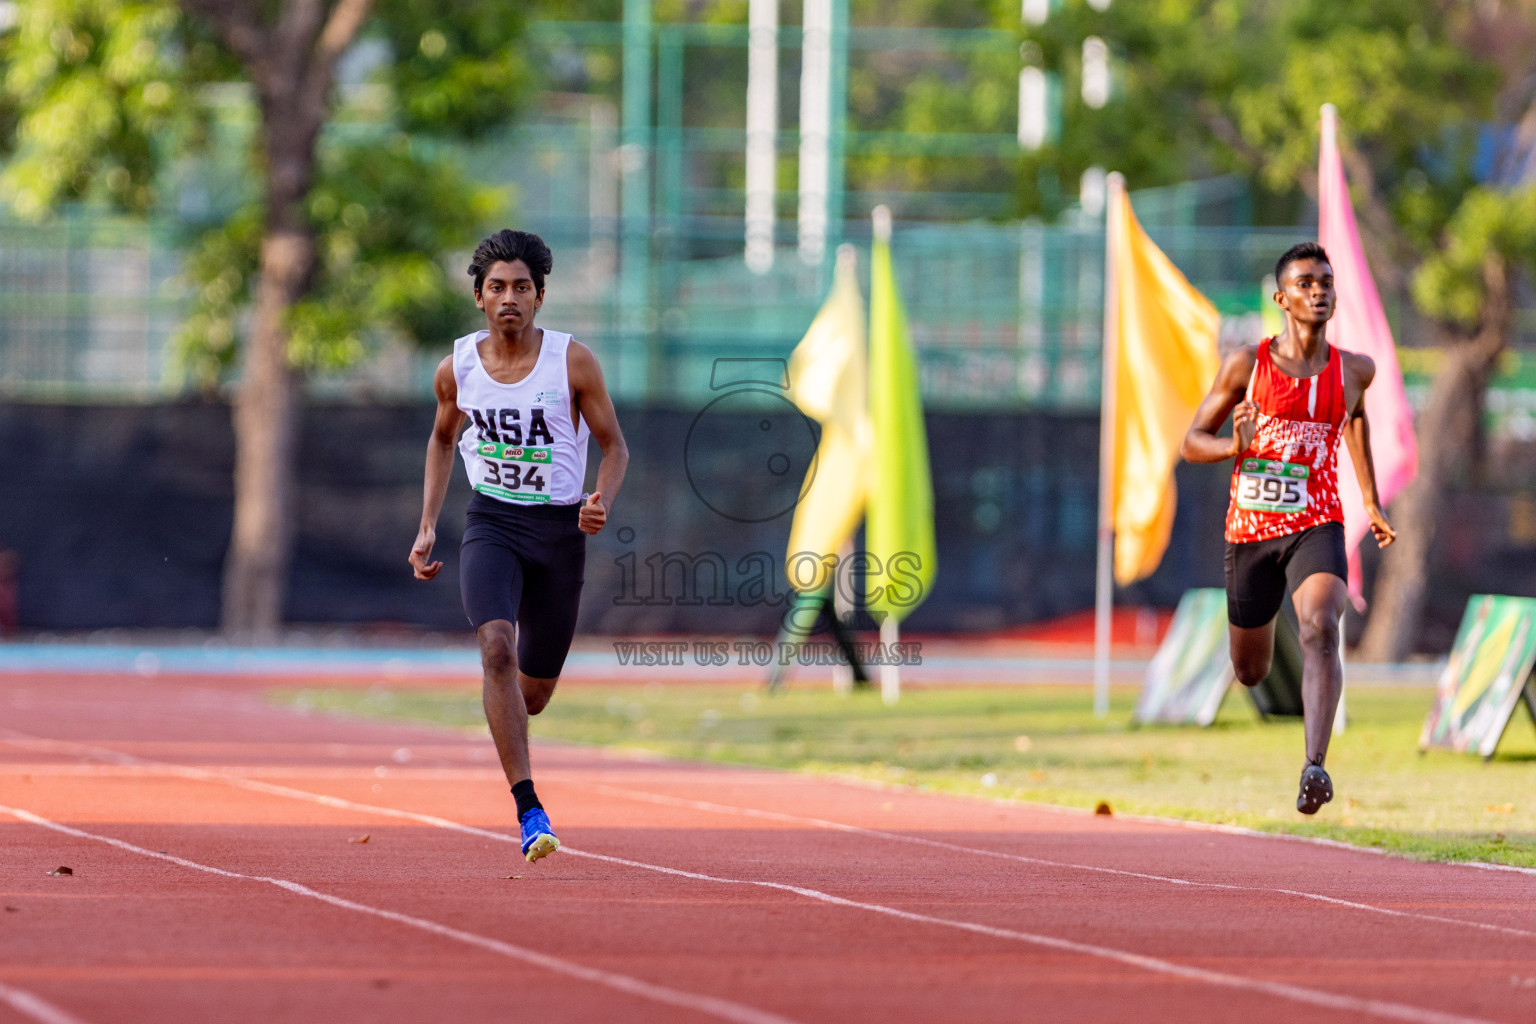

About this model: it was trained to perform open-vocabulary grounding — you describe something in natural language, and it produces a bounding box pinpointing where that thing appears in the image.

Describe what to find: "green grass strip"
[272,682,1536,869]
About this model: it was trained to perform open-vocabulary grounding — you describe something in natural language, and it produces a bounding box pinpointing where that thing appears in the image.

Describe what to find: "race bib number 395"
[474,442,553,503]
[1235,458,1309,513]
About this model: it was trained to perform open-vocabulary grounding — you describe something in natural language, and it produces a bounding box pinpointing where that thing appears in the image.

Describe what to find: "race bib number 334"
[475,442,553,503]
[1235,458,1309,513]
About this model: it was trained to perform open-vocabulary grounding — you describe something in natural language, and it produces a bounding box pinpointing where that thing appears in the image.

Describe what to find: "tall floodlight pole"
[620,0,653,395]
[797,0,831,265]
[744,0,778,274]
[1093,172,1125,719]
[827,0,848,246]
[798,0,847,267]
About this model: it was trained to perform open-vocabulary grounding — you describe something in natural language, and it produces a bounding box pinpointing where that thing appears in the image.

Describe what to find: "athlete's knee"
[1233,653,1271,688]
[522,677,558,715]
[1299,610,1341,659]
[477,625,517,677]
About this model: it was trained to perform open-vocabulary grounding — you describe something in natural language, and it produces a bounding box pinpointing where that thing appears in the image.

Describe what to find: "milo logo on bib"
[1235,458,1309,514]
[473,440,554,502]
[477,442,551,464]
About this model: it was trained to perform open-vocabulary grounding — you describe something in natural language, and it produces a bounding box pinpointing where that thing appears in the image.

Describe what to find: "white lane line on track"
[0,764,507,782]
[6,730,1531,944]
[737,759,1536,879]
[11,716,1536,880]
[577,783,1536,943]
[0,737,1512,1024]
[0,805,800,1024]
[562,847,1505,1024]
[0,981,91,1024]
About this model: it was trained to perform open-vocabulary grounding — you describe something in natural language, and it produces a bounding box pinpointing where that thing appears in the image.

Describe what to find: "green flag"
[866,217,936,620]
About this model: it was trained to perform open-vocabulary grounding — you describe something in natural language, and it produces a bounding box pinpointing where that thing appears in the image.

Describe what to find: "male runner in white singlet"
[409,230,628,862]
[1182,242,1395,815]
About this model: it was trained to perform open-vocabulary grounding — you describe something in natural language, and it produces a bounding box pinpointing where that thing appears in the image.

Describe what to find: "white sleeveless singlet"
[453,328,590,506]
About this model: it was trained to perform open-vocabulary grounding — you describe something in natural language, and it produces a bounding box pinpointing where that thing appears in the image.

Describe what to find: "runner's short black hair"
[468,229,553,294]
[1275,241,1330,285]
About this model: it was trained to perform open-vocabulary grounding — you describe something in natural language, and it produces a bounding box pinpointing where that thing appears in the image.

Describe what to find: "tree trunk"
[1357,258,1510,661]
[218,94,321,637]
[220,227,313,637]
[219,125,319,637]
[197,0,373,637]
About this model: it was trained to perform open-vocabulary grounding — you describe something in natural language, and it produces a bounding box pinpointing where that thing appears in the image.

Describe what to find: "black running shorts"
[1223,521,1347,629]
[459,493,587,678]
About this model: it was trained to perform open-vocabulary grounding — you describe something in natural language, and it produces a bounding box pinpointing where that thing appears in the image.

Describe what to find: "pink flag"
[1318,104,1418,606]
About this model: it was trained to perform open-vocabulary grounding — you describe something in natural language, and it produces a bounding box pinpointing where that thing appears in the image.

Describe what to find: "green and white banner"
[1135,588,1303,726]
[1421,594,1536,759]
[1136,590,1233,726]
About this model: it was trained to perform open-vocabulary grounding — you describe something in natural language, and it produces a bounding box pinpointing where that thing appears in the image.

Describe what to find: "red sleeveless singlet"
[1224,337,1347,544]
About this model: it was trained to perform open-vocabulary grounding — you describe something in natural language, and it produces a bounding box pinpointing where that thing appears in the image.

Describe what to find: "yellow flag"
[866,222,935,620]
[1109,187,1221,585]
[785,248,872,589]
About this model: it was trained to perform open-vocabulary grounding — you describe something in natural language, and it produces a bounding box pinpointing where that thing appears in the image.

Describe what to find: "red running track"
[1,672,1535,1024]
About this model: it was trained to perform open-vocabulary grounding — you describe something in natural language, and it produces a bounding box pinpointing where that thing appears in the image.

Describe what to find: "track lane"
[3,673,1536,1023]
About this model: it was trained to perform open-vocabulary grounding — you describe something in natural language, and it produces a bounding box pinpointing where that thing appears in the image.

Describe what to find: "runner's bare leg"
[478,620,531,785]
[1291,572,1349,765]
[1228,619,1276,688]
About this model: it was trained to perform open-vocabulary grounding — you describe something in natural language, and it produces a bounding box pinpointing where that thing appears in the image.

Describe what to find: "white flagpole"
[871,204,902,705]
[880,616,900,705]
[1093,172,1125,718]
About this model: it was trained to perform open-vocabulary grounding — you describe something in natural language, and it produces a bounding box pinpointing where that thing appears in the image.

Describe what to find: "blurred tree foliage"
[0,0,544,633]
[3,0,1534,646]
[0,0,533,382]
[1005,0,1536,656]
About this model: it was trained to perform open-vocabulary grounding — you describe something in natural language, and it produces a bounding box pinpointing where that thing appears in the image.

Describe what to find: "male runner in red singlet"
[1182,242,1396,814]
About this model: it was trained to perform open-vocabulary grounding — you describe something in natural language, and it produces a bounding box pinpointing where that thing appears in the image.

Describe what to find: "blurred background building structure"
[2,5,1535,649]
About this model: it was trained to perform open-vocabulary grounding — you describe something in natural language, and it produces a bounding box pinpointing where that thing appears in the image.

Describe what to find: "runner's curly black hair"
[468,230,553,295]
[1275,241,1330,285]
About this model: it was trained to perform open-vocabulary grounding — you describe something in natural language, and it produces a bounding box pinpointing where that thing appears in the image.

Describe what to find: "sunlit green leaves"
[1413,186,1536,327]
[0,0,184,217]
[300,137,504,358]
[1230,3,1494,196]
[370,0,534,139]
[173,139,504,385]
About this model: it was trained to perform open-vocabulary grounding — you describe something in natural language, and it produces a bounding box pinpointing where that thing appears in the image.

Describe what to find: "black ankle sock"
[511,779,543,820]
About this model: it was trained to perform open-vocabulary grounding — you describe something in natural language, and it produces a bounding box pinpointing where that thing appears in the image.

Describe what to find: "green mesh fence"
[0,202,1328,410]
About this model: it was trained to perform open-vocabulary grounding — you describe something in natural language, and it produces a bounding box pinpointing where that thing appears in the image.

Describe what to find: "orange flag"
[1108,187,1222,584]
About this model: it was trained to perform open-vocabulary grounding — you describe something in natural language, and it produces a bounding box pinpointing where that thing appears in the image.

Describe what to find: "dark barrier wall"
[3,399,1523,648]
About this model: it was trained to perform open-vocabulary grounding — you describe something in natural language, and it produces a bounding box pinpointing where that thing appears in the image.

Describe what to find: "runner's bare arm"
[410,357,467,579]
[569,340,629,536]
[1181,346,1260,463]
[1340,351,1396,548]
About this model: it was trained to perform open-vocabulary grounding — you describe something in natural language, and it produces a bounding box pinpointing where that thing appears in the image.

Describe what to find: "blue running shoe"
[519,807,560,863]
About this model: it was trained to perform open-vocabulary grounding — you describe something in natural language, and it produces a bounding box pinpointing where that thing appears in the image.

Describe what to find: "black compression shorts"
[1223,521,1347,629]
[459,493,586,678]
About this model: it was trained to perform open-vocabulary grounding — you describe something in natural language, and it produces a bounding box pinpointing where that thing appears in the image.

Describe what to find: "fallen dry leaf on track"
[1094,802,1113,816]
[499,875,523,880]
[1486,803,1515,814]
[47,867,73,876]
[348,835,371,844]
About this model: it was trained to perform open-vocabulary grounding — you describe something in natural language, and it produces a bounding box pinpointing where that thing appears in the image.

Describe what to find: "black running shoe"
[1296,764,1333,815]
